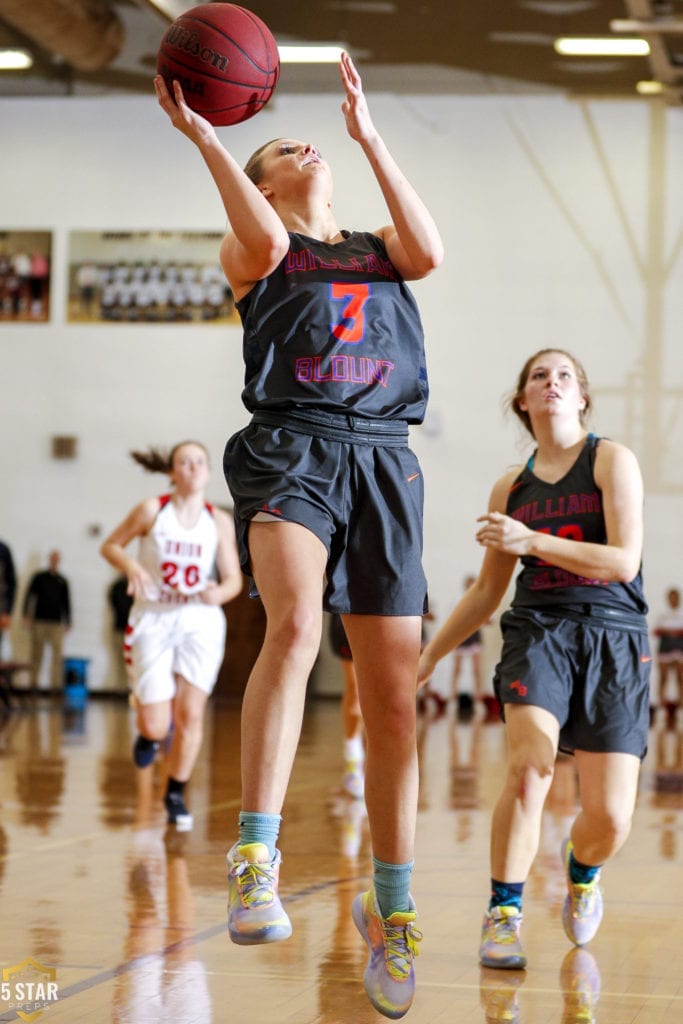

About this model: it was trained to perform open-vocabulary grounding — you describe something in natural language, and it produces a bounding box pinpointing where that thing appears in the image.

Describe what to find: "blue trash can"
[63,657,89,710]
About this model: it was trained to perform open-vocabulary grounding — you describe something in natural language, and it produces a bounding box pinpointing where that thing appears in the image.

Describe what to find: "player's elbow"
[264,232,290,265]
[616,560,642,585]
[413,245,444,278]
[610,549,642,584]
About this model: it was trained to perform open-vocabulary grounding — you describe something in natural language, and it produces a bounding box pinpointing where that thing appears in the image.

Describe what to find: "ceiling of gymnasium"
[0,0,682,103]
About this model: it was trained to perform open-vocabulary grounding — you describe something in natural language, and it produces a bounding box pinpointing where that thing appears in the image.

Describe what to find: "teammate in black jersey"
[419,349,650,973]
[155,53,443,1018]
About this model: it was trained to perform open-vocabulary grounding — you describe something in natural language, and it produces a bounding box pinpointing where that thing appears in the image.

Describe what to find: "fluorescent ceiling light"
[278,45,345,63]
[554,37,650,56]
[0,48,33,70]
[611,18,683,35]
[636,80,664,94]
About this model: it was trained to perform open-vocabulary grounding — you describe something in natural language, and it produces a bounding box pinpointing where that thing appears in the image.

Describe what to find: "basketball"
[156,3,280,126]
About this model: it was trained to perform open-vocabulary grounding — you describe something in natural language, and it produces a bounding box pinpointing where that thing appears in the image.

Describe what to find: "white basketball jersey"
[137,495,218,604]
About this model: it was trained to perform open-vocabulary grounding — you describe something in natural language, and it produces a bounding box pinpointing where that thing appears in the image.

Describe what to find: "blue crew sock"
[569,851,601,885]
[238,811,281,859]
[489,878,525,911]
[372,856,413,917]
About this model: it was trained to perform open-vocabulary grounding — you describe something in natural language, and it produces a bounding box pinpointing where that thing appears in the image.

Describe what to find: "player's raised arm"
[338,52,444,280]
[154,76,289,293]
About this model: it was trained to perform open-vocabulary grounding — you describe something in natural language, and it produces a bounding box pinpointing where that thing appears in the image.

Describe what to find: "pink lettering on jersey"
[511,491,601,524]
[294,355,395,388]
[284,248,398,281]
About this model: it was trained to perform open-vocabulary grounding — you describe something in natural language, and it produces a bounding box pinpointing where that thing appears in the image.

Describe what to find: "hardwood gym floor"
[0,694,681,1023]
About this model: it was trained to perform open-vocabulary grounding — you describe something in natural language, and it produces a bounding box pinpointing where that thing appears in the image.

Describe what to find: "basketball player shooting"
[155,50,443,1020]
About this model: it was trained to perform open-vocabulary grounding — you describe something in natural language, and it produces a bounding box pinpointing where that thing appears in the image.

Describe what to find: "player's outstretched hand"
[154,75,217,146]
[339,52,377,145]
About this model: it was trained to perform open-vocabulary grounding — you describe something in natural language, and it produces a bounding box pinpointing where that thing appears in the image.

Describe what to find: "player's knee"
[268,606,321,661]
[510,735,556,778]
[364,691,415,747]
[137,707,171,740]
[174,702,204,734]
[583,806,632,848]
[507,748,555,801]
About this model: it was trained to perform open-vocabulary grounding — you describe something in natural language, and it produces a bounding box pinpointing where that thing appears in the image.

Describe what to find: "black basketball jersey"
[235,231,428,422]
[507,433,648,618]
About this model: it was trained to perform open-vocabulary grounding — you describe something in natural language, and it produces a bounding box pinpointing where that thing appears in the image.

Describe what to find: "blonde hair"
[243,139,282,185]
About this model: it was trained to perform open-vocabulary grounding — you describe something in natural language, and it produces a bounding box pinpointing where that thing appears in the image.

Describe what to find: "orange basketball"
[156,3,280,126]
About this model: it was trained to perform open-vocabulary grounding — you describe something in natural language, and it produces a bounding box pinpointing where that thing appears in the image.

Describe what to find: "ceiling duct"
[0,0,124,72]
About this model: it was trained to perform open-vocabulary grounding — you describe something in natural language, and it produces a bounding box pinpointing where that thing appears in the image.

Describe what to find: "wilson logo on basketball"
[164,27,230,72]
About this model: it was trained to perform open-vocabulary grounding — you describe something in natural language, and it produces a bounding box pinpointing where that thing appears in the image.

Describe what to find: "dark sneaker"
[132,735,160,768]
[164,791,193,831]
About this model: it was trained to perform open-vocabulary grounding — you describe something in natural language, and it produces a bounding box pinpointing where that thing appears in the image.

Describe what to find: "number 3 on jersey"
[329,282,371,343]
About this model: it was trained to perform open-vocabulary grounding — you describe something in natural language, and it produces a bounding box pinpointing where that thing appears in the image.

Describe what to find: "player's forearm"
[100,542,136,577]
[196,136,285,249]
[528,533,641,584]
[360,134,443,272]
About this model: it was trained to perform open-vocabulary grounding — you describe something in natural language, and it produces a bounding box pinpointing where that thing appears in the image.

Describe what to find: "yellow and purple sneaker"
[342,759,365,800]
[352,890,422,1019]
[479,965,526,1023]
[561,839,603,947]
[226,842,292,945]
[560,947,601,1022]
[479,906,527,969]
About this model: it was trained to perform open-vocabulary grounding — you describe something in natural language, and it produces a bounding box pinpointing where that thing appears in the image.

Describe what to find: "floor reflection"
[112,824,212,1024]
[0,698,680,1023]
[14,713,65,832]
[479,965,526,1023]
[559,948,601,1024]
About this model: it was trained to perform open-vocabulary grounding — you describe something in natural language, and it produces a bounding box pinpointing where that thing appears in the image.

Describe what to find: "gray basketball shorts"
[493,606,651,758]
[223,409,428,616]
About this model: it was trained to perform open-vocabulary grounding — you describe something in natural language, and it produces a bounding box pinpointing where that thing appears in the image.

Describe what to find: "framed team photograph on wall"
[66,230,237,324]
[0,230,52,323]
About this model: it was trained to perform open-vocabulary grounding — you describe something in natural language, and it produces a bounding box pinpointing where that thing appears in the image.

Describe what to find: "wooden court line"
[8,857,683,1011]
[28,872,368,1006]
[5,776,680,1009]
